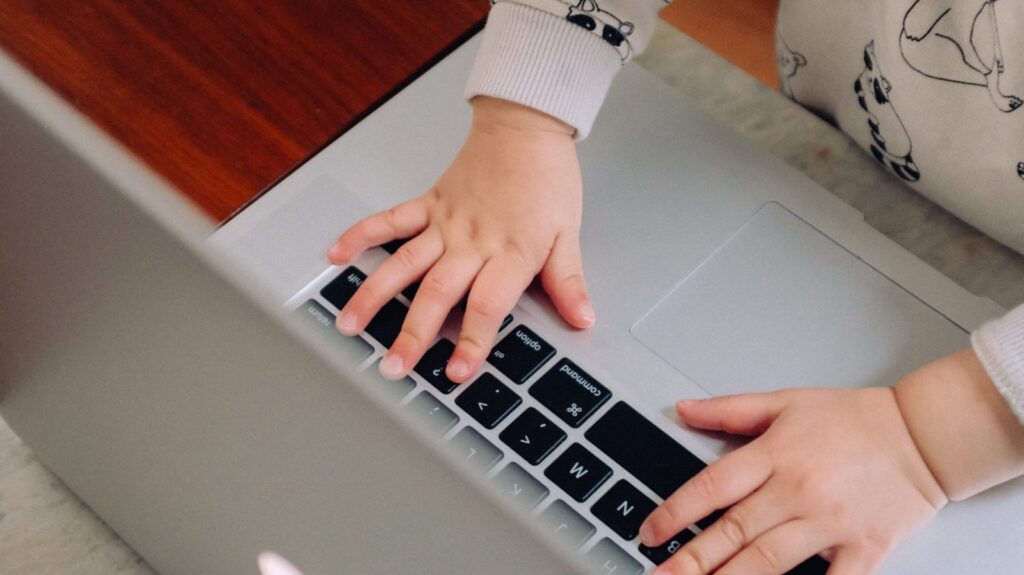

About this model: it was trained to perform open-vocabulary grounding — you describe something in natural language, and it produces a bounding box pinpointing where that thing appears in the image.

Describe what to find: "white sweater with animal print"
[465,0,1024,424]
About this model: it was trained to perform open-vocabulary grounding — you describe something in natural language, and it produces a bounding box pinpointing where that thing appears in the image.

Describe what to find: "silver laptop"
[2,32,1021,575]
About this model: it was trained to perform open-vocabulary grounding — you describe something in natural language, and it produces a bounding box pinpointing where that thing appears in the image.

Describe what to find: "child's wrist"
[470,96,575,137]
[893,348,1024,501]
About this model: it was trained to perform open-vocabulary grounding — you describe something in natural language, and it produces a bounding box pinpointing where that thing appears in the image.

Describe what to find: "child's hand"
[640,387,949,575]
[327,97,593,382]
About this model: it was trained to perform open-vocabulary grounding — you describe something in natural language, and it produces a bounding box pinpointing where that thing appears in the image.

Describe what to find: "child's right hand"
[327,96,595,382]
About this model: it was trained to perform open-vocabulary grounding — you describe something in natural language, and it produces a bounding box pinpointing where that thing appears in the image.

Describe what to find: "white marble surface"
[2,23,1022,574]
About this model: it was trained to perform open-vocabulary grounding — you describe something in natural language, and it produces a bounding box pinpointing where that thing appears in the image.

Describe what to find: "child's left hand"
[640,387,949,575]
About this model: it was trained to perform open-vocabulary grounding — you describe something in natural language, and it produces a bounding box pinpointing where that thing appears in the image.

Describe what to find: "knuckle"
[749,542,783,572]
[718,511,751,548]
[382,206,403,231]
[690,467,721,501]
[418,275,454,302]
[502,239,537,269]
[682,546,715,575]
[466,292,505,320]
[391,244,421,270]
[457,332,492,358]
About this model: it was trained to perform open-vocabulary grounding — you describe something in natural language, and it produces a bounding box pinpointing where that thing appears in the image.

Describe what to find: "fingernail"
[446,358,469,380]
[677,399,698,410]
[639,522,655,546]
[652,568,671,575]
[379,354,405,380]
[337,311,358,334]
[577,302,596,326]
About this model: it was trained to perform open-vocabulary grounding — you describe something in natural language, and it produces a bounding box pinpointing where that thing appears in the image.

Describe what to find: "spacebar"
[584,402,706,499]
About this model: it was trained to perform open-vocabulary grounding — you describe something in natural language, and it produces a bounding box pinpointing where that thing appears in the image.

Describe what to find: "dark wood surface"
[0,1,488,221]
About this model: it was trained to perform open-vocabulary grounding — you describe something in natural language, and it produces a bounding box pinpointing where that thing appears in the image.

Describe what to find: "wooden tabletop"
[0,1,488,222]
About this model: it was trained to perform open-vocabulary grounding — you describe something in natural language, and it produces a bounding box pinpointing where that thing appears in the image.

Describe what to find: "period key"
[529,358,611,427]
[487,325,555,384]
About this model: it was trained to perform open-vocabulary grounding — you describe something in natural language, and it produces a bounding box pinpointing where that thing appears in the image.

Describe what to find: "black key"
[487,325,555,384]
[402,281,420,301]
[591,480,657,541]
[500,314,513,331]
[499,407,566,465]
[530,358,611,427]
[380,239,406,254]
[544,443,612,502]
[414,339,458,394]
[319,266,366,310]
[364,299,408,348]
[455,372,522,429]
[585,402,706,499]
[638,528,695,565]
[787,556,830,575]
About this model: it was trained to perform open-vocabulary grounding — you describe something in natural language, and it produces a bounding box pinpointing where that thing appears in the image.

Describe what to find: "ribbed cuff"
[464,2,623,140]
[972,304,1024,425]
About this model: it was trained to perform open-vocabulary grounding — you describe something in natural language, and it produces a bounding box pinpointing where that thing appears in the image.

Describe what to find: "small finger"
[539,234,595,328]
[446,255,537,382]
[713,520,833,575]
[337,231,443,335]
[382,252,484,379]
[676,392,788,437]
[327,198,429,264]
[641,444,773,547]
[652,492,792,574]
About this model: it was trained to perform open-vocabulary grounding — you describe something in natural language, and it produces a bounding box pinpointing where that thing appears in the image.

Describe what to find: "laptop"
[2,31,1021,575]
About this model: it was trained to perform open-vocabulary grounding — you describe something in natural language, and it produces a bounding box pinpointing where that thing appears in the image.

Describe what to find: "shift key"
[488,325,555,384]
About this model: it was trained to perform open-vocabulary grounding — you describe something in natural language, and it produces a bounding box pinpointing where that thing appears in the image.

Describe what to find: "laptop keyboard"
[298,259,829,575]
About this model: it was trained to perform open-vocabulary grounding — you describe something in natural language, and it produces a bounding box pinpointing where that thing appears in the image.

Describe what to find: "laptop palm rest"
[631,202,968,396]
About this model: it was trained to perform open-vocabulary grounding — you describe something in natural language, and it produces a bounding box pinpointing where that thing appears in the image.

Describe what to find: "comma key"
[487,325,555,384]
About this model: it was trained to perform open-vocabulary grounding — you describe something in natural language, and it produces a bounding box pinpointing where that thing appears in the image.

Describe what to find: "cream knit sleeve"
[465,1,670,139]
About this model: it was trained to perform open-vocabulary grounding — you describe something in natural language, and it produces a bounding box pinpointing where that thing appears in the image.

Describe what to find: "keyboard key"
[582,538,644,575]
[487,325,555,384]
[455,372,522,429]
[320,266,366,310]
[638,528,695,565]
[292,300,374,365]
[544,443,612,502]
[414,339,458,394]
[402,281,420,301]
[537,500,596,550]
[364,360,416,402]
[446,427,503,473]
[491,463,549,510]
[788,556,831,575]
[403,391,458,436]
[499,407,566,465]
[591,480,657,541]
[380,239,406,254]
[500,313,513,331]
[585,402,706,499]
[364,299,408,348]
[530,358,611,427]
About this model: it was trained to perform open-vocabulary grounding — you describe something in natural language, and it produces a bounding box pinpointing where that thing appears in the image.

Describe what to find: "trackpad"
[631,203,968,396]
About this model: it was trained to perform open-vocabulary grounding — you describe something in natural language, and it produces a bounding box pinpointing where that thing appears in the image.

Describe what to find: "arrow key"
[455,372,522,429]
[499,407,566,465]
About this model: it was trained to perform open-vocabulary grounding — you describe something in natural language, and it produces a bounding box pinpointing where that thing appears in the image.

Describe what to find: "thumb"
[676,392,786,437]
[539,234,595,329]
